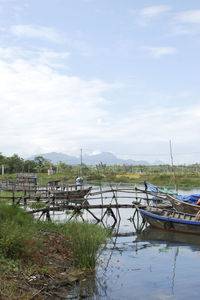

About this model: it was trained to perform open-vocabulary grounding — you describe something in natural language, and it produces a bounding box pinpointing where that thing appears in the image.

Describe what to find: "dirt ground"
[0,231,89,300]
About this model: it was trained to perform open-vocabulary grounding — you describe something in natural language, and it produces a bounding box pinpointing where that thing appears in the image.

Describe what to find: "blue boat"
[145,182,200,214]
[139,207,200,235]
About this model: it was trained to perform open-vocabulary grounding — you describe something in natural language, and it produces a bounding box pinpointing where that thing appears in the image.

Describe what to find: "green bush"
[0,202,34,226]
[0,203,35,260]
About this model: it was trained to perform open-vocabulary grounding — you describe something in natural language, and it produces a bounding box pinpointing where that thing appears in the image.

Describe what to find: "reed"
[37,220,110,269]
[0,200,110,271]
[64,221,110,269]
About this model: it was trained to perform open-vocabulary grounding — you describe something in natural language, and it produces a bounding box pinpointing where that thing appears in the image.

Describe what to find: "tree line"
[0,154,50,174]
[0,152,200,175]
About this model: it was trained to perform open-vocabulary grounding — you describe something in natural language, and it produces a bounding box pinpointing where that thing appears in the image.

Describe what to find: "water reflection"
[135,226,200,248]
[134,226,200,296]
[72,273,108,299]
[72,221,200,300]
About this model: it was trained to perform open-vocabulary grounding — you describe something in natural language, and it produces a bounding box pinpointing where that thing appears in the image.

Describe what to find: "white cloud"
[143,46,177,58]
[98,106,200,149]
[175,10,200,24]
[0,49,199,164]
[10,24,96,57]
[0,47,70,69]
[140,5,171,18]
[136,5,171,26]
[0,48,120,157]
[11,25,63,43]
[169,10,200,36]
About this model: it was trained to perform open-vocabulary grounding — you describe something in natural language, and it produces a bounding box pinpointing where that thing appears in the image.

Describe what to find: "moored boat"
[145,182,200,214]
[167,194,200,214]
[52,186,92,200]
[139,206,200,235]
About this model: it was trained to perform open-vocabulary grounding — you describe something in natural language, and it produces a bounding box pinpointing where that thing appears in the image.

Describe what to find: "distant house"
[17,173,38,186]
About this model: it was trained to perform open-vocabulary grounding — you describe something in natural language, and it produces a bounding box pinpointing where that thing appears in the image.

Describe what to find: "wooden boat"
[167,194,200,215]
[144,181,175,206]
[145,182,200,215]
[139,206,200,235]
[52,186,92,200]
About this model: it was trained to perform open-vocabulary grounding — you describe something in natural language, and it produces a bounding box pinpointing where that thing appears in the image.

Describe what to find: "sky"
[0,0,200,164]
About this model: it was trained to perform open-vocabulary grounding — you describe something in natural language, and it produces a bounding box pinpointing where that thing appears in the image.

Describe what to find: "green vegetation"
[0,152,199,188]
[64,221,109,269]
[1,170,199,188]
[0,203,109,270]
[0,203,35,263]
[113,172,200,188]
[38,221,109,269]
[0,202,110,299]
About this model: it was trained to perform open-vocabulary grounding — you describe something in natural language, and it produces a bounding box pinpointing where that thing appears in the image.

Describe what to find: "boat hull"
[54,188,91,198]
[140,208,200,235]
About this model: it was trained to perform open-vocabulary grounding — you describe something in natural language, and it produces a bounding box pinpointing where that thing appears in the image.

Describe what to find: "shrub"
[0,203,36,261]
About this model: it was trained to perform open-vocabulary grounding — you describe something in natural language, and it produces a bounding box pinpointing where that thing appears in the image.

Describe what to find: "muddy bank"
[0,230,92,300]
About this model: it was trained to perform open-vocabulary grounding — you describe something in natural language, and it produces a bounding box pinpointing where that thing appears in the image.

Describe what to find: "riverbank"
[0,202,109,299]
[99,172,200,188]
[1,171,200,188]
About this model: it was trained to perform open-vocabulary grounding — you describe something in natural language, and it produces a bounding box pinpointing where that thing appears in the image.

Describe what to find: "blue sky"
[0,0,200,164]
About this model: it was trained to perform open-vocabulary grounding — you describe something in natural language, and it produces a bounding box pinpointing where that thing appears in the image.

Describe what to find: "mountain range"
[27,152,165,166]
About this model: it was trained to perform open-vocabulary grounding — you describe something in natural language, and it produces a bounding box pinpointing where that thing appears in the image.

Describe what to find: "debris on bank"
[0,230,88,300]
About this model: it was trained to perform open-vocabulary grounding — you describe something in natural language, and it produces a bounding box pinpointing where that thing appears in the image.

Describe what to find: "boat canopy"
[176,194,200,204]
[146,182,177,195]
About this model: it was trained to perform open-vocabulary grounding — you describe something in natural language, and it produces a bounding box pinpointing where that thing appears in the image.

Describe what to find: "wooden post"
[100,183,103,218]
[46,210,51,221]
[24,189,27,205]
[144,181,149,206]
[12,190,15,204]
[114,183,121,220]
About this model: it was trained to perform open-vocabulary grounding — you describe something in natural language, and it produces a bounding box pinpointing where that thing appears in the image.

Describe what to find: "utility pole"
[80,148,83,175]
[169,140,178,192]
[1,164,4,176]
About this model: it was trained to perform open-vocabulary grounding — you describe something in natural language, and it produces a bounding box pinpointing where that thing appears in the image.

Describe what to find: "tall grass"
[64,221,109,269]
[0,202,110,271]
[37,220,110,269]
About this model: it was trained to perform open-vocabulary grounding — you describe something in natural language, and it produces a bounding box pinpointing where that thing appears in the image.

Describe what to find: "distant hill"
[28,152,80,165]
[26,151,165,166]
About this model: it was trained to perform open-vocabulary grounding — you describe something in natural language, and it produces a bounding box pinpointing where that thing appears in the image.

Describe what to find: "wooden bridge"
[0,179,172,227]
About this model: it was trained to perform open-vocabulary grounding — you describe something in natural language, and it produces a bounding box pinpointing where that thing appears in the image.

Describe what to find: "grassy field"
[0,171,199,190]
[110,172,200,188]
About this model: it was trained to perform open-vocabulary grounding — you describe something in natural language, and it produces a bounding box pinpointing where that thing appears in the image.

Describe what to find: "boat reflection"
[135,226,200,249]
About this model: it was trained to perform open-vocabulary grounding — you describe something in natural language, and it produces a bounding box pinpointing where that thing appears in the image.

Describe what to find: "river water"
[50,184,200,300]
